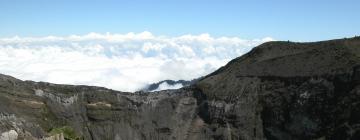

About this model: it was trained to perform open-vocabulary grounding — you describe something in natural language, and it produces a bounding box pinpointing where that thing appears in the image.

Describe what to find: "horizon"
[0,31,274,91]
[0,0,359,91]
[0,1,359,139]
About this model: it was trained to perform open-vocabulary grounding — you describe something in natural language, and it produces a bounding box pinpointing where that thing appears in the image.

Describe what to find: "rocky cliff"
[0,37,360,140]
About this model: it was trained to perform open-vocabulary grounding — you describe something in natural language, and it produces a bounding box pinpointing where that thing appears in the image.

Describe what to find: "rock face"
[0,37,360,140]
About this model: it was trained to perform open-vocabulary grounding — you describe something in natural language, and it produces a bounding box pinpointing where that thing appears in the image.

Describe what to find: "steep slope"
[0,76,202,140]
[196,37,360,139]
[0,37,359,140]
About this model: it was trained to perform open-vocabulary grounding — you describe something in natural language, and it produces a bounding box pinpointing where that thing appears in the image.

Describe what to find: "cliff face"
[0,78,202,140]
[196,37,360,140]
[0,37,360,140]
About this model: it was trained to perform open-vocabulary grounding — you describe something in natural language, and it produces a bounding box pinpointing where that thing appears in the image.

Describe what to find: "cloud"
[151,82,184,92]
[0,32,274,92]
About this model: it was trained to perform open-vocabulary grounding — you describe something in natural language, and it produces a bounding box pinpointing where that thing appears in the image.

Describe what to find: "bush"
[49,126,82,140]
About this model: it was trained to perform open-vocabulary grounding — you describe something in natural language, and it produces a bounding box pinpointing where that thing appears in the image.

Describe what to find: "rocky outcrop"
[0,37,359,140]
[195,37,360,140]
[0,77,202,140]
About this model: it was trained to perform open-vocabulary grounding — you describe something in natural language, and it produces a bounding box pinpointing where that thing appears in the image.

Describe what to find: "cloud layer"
[151,82,184,92]
[0,32,274,92]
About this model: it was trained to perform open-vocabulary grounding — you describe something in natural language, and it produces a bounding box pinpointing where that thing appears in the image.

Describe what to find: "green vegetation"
[49,126,82,140]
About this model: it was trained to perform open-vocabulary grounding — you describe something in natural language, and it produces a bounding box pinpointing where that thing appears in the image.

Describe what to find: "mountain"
[141,79,199,92]
[0,37,360,140]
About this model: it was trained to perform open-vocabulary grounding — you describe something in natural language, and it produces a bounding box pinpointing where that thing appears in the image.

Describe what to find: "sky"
[0,0,359,41]
[0,0,358,92]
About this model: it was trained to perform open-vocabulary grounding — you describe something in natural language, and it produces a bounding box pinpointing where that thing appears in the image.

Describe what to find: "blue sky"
[0,0,359,41]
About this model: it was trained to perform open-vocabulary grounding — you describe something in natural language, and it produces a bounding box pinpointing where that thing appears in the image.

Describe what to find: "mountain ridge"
[0,36,360,140]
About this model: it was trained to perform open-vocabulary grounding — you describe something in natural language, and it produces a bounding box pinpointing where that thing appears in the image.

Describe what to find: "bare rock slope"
[1,37,360,140]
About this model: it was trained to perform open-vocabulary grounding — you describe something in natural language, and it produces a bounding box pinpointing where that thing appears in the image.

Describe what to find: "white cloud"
[151,82,184,92]
[0,32,274,92]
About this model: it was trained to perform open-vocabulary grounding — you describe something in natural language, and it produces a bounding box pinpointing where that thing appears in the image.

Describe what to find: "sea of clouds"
[0,31,274,92]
